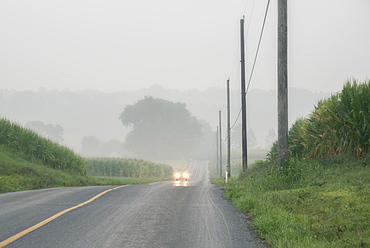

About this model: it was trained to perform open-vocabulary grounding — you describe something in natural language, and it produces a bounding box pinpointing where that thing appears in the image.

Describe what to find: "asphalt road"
[0,160,266,248]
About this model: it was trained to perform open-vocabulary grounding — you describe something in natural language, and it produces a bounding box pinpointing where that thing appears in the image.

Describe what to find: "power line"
[228,38,240,80]
[245,0,256,37]
[225,0,269,136]
[246,0,271,94]
[230,65,241,102]
[243,0,249,14]
[230,107,242,130]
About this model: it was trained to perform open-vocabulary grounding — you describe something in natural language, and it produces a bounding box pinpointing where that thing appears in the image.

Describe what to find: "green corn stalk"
[270,79,370,161]
[0,118,86,175]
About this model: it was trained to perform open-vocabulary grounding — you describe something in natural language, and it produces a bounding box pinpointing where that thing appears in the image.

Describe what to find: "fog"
[1,0,369,93]
[0,0,369,158]
[0,86,329,159]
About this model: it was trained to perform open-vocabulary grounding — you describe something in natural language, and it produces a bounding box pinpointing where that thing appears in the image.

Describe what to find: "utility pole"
[240,18,248,171]
[219,110,222,178]
[227,79,231,178]
[216,126,219,173]
[278,0,288,167]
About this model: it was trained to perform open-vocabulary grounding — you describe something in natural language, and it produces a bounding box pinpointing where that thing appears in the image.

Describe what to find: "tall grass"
[269,80,370,161]
[86,158,173,178]
[0,118,86,175]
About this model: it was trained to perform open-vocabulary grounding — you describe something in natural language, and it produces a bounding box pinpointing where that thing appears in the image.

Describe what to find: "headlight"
[183,173,189,178]
[175,173,181,178]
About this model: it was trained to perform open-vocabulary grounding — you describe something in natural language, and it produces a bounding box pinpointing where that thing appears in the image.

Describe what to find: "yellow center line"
[0,185,128,248]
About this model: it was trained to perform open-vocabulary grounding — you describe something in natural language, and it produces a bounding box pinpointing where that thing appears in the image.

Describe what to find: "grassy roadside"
[215,156,370,247]
[0,145,170,194]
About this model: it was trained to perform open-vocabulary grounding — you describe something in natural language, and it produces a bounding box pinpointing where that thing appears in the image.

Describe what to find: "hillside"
[0,144,110,193]
[0,144,173,193]
[0,118,173,193]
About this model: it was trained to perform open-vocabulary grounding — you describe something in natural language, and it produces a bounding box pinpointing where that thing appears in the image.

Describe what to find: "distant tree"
[81,136,101,157]
[81,137,127,158]
[231,123,242,148]
[248,129,258,149]
[119,96,202,159]
[25,121,64,143]
[193,119,214,159]
[231,125,257,149]
[265,129,277,149]
[100,140,124,157]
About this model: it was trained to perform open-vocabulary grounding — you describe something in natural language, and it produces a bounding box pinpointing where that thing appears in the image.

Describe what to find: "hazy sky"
[1,0,369,93]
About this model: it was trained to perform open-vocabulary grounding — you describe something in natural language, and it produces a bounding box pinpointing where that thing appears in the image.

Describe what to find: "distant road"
[0,161,266,248]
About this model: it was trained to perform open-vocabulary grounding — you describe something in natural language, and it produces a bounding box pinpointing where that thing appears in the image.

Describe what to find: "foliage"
[265,129,277,149]
[86,158,173,178]
[268,80,370,161]
[231,123,242,148]
[0,144,168,193]
[230,125,258,149]
[192,119,214,159]
[119,96,202,159]
[248,129,258,149]
[80,136,101,157]
[224,157,370,247]
[0,118,85,175]
[80,136,126,158]
[25,121,64,143]
[303,80,370,158]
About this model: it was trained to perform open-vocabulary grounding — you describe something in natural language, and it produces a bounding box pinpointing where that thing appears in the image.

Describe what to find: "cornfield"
[86,158,173,178]
[269,80,370,160]
[0,118,86,175]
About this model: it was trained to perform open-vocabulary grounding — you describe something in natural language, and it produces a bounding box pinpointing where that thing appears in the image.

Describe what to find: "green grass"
[0,145,170,193]
[221,156,370,247]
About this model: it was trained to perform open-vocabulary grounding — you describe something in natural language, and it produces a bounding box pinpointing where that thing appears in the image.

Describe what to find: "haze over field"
[0,86,328,158]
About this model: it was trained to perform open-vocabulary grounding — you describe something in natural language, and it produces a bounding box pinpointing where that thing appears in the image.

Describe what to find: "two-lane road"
[0,160,266,248]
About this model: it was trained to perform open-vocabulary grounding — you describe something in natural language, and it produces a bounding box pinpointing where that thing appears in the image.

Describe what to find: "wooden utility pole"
[240,18,248,170]
[216,126,219,173]
[219,111,222,178]
[227,79,231,178]
[278,0,288,167]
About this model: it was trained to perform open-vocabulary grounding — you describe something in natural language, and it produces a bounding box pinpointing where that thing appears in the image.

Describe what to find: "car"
[174,171,189,181]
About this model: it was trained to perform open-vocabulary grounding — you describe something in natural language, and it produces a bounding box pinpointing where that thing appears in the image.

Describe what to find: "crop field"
[0,118,85,175]
[0,118,173,193]
[86,158,173,178]
[269,80,370,161]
